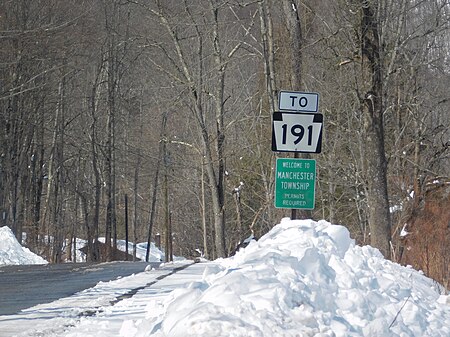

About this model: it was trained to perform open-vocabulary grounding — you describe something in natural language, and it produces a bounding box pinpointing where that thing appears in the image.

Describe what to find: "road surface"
[0,261,159,315]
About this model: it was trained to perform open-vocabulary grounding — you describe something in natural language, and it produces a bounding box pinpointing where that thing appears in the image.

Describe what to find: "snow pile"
[138,218,449,337]
[1,219,448,336]
[98,238,176,263]
[0,229,172,264]
[73,238,171,263]
[0,226,47,266]
[113,240,165,262]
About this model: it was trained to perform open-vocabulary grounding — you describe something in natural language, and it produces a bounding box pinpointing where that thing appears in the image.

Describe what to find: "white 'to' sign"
[279,90,319,112]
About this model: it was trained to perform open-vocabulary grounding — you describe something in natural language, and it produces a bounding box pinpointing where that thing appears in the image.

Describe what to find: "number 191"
[281,124,313,146]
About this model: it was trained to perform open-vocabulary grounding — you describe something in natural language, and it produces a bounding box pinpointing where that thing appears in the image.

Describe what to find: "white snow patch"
[0,226,47,265]
[1,219,449,337]
[400,224,410,237]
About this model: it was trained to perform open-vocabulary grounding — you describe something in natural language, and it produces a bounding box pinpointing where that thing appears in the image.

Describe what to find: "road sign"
[275,158,316,209]
[272,112,323,153]
[278,90,319,112]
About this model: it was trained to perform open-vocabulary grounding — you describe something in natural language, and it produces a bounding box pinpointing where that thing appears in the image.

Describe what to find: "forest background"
[0,0,448,288]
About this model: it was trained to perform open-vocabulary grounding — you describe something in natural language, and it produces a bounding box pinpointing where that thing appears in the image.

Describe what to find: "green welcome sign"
[275,158,316,209]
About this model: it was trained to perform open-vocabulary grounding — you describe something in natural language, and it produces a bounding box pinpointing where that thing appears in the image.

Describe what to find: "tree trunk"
[145,113,167,262]
[133,155,140,262]
[104,0,119,261]
[258,0,278,113]
[200,161,209,258]
[359,1,391,258]
[210,2,227,258]
[163,147,172,263]
[90,80,101,262]
[258,0,277,227]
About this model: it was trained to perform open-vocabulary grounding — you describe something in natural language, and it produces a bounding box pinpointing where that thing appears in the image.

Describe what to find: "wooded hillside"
[0,0,448,286]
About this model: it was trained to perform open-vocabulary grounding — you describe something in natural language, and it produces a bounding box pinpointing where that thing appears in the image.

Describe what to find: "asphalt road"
[0,261,159,315]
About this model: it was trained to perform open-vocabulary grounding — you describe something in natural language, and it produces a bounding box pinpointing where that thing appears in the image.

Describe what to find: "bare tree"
[355,1,392,258]
[136,0,257,257]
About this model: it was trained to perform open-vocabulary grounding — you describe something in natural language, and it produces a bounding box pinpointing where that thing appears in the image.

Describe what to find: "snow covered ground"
[1,218,449,336]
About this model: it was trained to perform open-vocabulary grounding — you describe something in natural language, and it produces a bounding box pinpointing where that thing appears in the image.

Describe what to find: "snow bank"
[0,226,47,266]
[66,238,167,263]
[97,238,178,263]
[139,218,449,337]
